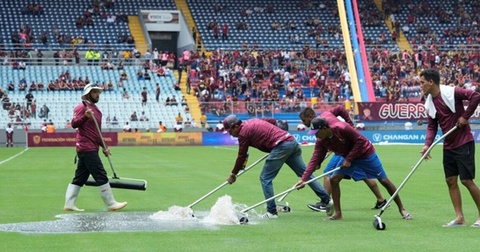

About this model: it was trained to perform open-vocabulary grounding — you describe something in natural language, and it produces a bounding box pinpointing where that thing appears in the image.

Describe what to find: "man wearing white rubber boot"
[64,83,127,212]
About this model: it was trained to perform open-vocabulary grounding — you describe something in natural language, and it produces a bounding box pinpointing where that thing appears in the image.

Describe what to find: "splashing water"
[202,195,242,225]
[149,195,261,225]
[149,205,195,221]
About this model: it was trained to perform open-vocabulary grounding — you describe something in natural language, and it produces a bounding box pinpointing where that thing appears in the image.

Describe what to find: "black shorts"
[73,151,108,186]
[443,141,476,180]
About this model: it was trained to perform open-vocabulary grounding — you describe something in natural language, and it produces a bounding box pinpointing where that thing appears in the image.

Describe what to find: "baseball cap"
[223,114,241,132]
[82,83,103,97]
[308,117,329,135]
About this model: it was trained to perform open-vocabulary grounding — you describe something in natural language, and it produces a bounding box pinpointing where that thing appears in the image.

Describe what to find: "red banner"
[28,132,118,147]
[358,102,480,121]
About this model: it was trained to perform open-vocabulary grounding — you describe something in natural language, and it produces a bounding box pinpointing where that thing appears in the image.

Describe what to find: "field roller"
[85,177,147,191]
[82,101,147,191]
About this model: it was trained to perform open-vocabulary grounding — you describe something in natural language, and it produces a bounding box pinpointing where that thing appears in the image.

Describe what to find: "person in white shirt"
[174,122,183,132]
[123,122,132,132]
[215,120,224,132]
[19,61,27,70]
[153,48,159,65]
[41,120,47,132]
[139,111,149,121]
[389,13,395,26]
[342,69,350,84]
[165,67,171,76]
[107,15,116,25]
[5,123,14,147]
[244,66,250,75]
[144,50,151,62]
[283,71,290,86]
[355,120,365,130]
[282,50,290,61]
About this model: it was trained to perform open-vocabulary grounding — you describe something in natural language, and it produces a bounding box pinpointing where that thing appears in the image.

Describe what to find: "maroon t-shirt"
[72,101,103,152]
[231,118,293,174]
[425,87,480,149]
[302,109,374,181]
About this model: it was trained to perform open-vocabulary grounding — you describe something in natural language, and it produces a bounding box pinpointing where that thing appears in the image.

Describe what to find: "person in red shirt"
[222,23,228,41]
[64,83,127,212]
[420,69,480,227]
[223,115,331,218]
[297,116,412,221]
[299,106,386,212]
[156,67,165,77]
[141,87,147,106]
[213,24,219,39]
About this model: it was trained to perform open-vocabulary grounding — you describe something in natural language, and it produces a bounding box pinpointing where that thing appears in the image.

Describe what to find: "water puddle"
[0,195,264,234]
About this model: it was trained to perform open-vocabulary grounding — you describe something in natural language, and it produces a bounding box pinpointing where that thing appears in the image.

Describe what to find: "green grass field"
[1,145,479,251]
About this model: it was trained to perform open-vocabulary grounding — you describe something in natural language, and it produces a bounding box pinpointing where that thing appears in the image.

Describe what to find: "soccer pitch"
[0,145,479,251]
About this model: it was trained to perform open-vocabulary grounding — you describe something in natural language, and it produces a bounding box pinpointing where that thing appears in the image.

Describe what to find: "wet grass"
[1,145,479,251]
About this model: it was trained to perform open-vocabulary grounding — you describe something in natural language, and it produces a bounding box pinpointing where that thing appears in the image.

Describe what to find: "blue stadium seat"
[0,65,183,129]
[0,0,177,49]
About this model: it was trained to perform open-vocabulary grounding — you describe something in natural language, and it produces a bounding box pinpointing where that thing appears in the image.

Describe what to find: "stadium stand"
[187,0,398,51]
[0,0,196,130]
[0,0,177,51]
[388,0,480,47]
[0,65,189,129]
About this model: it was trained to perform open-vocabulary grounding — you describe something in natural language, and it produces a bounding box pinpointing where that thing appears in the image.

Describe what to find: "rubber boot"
[64,183,85,211]
[98,183,128,211]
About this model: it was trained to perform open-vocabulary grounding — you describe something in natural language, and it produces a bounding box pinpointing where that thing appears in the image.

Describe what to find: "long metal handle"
[277,152,332,202]
[83,101,119,179]
[187,153,269,208]
[241,167,341,213]
[377,126,457,216]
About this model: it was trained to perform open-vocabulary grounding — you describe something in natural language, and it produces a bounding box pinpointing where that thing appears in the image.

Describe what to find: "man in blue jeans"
[224,114,332,218]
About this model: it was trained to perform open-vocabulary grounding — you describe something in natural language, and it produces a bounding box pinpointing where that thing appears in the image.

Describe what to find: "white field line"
[213,146,238,151]
[0,148,29,166]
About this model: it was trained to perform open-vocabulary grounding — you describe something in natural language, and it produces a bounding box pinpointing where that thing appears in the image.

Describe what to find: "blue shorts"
[324,154,370,181]
[330,153,387,180]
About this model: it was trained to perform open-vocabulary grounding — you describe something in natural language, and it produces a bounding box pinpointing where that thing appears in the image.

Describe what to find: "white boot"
[64,184,85,211]
[98,183,128,211]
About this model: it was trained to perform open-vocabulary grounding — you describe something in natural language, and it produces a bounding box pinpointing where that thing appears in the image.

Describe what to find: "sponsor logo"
[372,133,382,142]
[293,134,301,142]
[33,135,41,145]
[148,13,173,22]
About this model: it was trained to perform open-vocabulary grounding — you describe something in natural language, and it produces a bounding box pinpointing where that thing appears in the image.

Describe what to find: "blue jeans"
[260,140,330,213]
[273,59,279,69]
